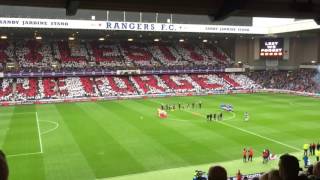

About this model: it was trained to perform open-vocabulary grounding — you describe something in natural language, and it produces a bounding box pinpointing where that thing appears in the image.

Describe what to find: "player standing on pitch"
[244,112,249,121]
[243,148,247,162]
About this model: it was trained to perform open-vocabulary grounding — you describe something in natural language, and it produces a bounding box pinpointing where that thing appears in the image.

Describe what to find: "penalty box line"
[184,110,300,152]
[6,111,44,158]
[7,151,42,158]
[36,112,44,153]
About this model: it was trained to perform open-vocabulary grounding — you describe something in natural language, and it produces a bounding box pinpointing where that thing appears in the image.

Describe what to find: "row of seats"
[0,40,231,71]
[0,73,258,101]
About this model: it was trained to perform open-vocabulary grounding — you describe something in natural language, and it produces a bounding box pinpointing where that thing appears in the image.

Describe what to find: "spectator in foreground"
[268,169,282,180]
[260,169,281,180]
[313,161,320,179]
[259,173,268,180]
[278,154,304,180]
[0,150,8,180]
[208,165,227,180]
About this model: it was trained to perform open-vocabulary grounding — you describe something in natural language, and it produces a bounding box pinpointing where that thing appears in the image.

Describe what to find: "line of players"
[206,113,223,121]
[160,102,202,111]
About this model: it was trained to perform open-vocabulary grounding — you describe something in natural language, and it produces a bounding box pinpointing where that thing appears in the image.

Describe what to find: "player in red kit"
[243,148,247,162]
[248,148,254,162]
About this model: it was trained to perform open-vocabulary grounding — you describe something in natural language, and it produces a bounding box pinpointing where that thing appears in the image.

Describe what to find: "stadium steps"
[54,79,61,98]
[12,81,16,100]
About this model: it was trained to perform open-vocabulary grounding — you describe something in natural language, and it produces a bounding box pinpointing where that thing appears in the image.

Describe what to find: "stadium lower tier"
[0,73,259,102]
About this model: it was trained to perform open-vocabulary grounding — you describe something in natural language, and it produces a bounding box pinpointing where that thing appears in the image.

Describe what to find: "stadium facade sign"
[0,17,266,34]
[0,18,105,30]
[225,68,245,72]
[106,21,267,34]
[0,17,319,34]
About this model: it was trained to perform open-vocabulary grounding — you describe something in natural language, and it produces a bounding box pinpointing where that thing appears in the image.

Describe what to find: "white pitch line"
[217,121,300,151]
[35,112,43,153]
[40,120,59,135]
[185,110,300,151]
[7,151,42,158]
[0,112,36,116]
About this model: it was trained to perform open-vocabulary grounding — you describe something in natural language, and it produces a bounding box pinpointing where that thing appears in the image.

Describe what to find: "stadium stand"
[1,39,319,105]
[0,73,261,102]
[0,39,232,71]
[248,69,318,93]
[0,78,13,101]
[87,41,126,69]
[15,40,53,71]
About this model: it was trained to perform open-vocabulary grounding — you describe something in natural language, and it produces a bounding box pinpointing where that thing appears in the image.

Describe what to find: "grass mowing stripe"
[179,98,301,152]
[1,93,319,180]
[143,98,267,160]
[2,112,40,155]
[4,106,46,180]
[120,99,260,164]
[111,100,218,165]
[135,101,242,162]
[0,108,14,148]
[81,102,189,172]
[39,104,96,180]
[218,121,300,151]
[56,103,146,178]
[147,96,299,154]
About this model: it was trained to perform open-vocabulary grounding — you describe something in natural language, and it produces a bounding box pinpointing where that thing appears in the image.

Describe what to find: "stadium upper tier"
[0,39,232,72]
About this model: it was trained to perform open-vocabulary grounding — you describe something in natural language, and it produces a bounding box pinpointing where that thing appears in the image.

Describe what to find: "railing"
[3,68,226,78]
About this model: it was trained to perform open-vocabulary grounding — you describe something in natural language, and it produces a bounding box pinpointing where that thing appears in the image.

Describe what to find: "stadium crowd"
[248,70,319,93]
[0,40,232,72]
[2,68,320,102]
[1,39,319,103]
[0,73,259,102]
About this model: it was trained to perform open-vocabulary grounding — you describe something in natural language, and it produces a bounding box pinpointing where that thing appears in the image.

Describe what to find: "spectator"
[278,154,301,180]
[259,169,281,180]
[303,155,309,168]
[268,169,282,180]
[313,161,320,179]
[0,150,8,180]
[236,170,242,180]
[208,165,227,180]
[259,173,268,180]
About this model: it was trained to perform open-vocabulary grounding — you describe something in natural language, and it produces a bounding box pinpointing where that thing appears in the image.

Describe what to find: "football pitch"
[0,93,319,180]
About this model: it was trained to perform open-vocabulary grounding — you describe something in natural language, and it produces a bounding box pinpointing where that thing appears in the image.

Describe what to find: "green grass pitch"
[0,93,320,180]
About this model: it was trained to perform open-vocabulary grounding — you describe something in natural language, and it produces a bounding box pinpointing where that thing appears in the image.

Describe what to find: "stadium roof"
[0,2,320,38]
